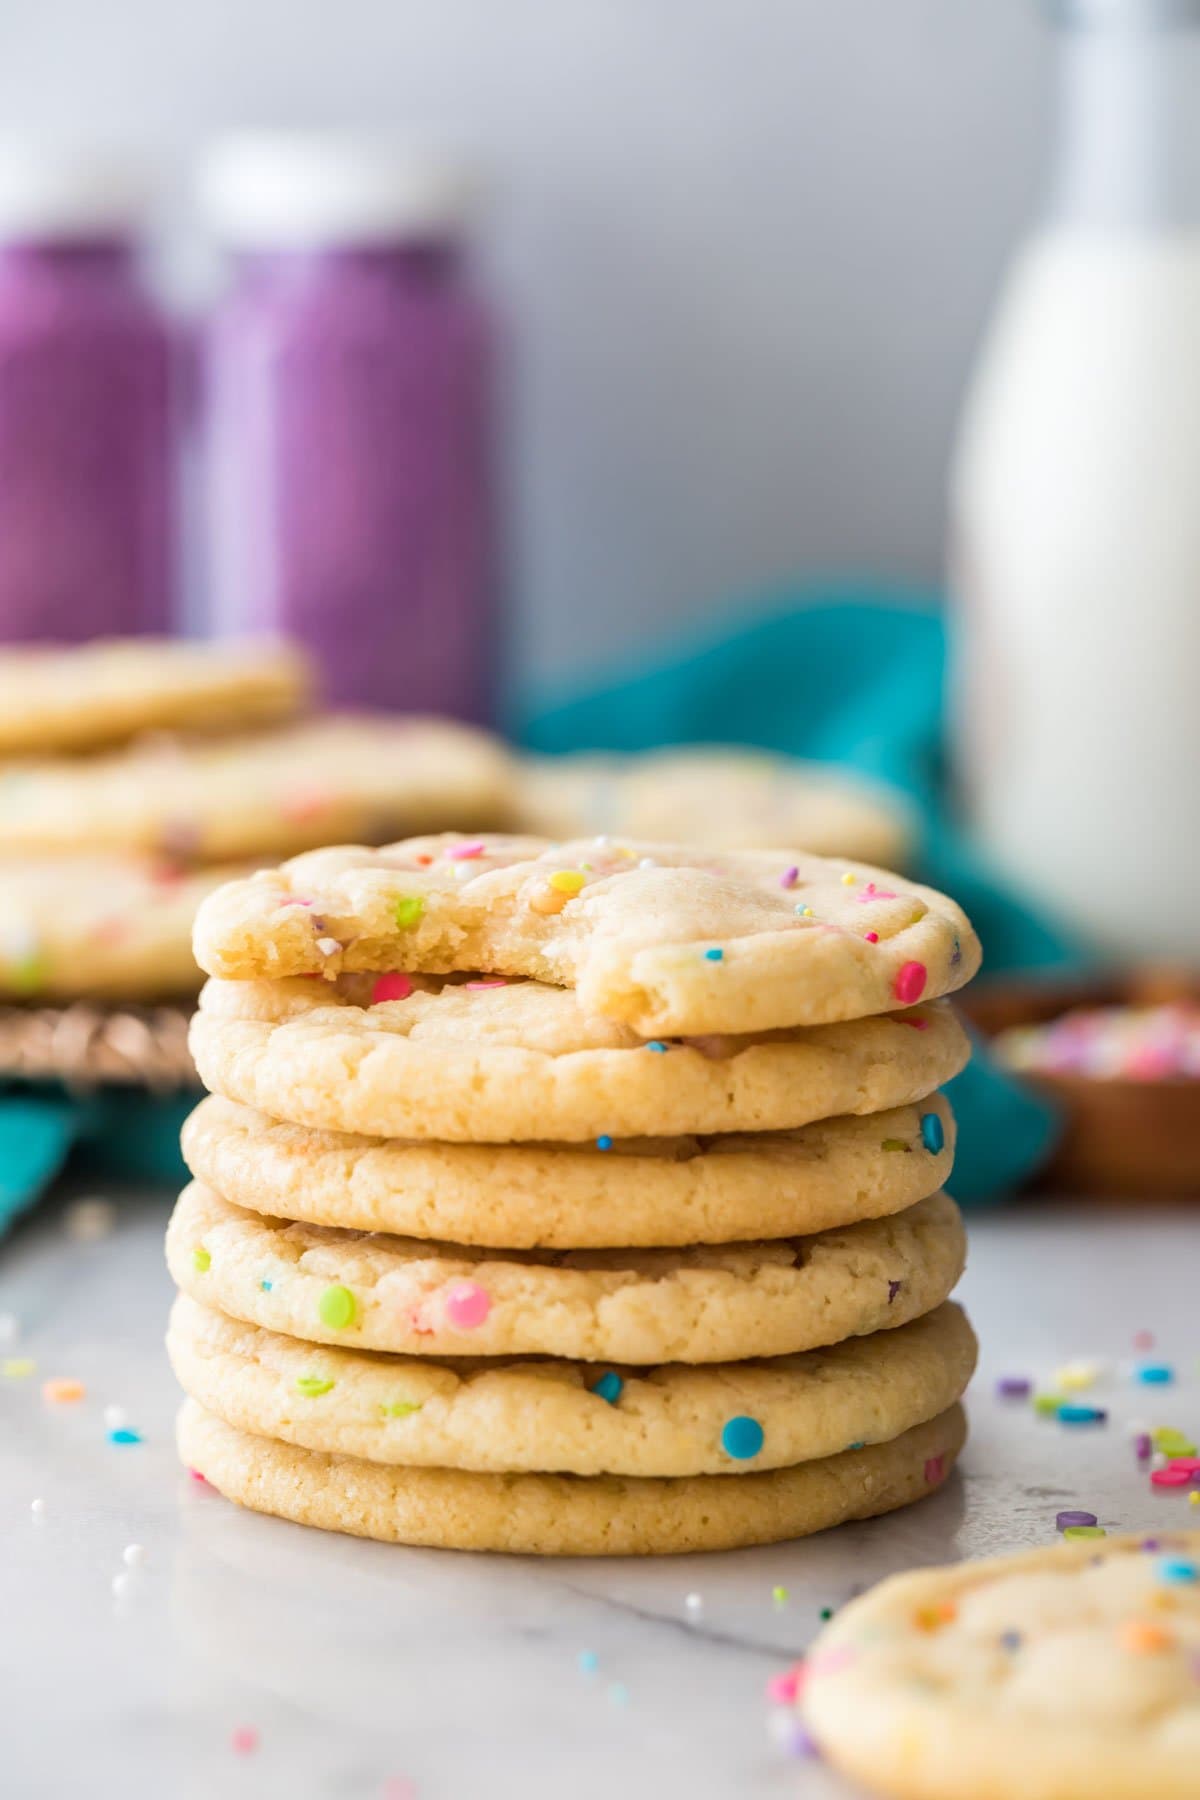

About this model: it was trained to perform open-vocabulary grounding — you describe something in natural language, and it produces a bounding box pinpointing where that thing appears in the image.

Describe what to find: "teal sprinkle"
[578,1650,599,1674]
[646,1041,668,1053]
[596,1134,613,1151]
[591,1371,623,1405]
[260,1278,273,1292]
[704,947,724,961]
[1160,1558,1198,1584]
[109,1428,142,1446]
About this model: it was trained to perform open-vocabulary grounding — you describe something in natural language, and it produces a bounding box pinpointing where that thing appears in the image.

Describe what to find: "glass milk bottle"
[199,134,495,721]
[950,0,1200,958]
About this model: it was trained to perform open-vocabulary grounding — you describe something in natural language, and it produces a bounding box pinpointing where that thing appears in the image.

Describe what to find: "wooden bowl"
[960,969,1200,1197]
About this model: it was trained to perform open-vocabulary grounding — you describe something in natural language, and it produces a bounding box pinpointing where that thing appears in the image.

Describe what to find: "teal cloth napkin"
[0,1087,192,1238]
[518,587,1077,1201]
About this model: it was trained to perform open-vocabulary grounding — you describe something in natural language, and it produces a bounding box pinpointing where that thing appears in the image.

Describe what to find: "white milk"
[950,5,1200,958]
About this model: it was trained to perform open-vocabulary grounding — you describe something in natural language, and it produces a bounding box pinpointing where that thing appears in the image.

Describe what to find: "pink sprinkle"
[371,972,414,1005]
[779,866,799,890]
[444,1280,491,1330]
[765,1664,805,1704]
[446,840,486,860]
[382,1781,418,1800]
[1134,1330,1155,1350]
[188,1468,208,1484]
[465,978,507,989]
[924,1455,945,1484]
[894,961,927,1005]
[278,897,313,908]
[1151,1466,1193,1487]
[857,883,897,902]
[864,931,879,944]
[896,1013,929,1030]
[1170,1457,1200,1475]
[231,1726,259,1756]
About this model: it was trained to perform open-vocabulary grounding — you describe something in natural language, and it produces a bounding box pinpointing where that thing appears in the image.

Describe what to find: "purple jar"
[0,145,172,640]
[201,135,495,721]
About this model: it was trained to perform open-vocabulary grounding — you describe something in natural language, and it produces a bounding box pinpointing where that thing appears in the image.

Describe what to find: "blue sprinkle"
[1160,1558,1198,1584]
[1057,1405,1107,1425]
[108,1428,142,1445]
[1136,1364,1174,1384]
[596,1134,613,1152]
[590,1371,623,1405]
[578,1650,599,1674]
[919,1112,945,1155]
[704,947,724,962]
[646,1041,668,1054]
[260,1278,273,1292]
[721,1415,765,1460]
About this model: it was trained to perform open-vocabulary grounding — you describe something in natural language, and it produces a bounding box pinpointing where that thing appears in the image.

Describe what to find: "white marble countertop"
[0,1188,1194,1800]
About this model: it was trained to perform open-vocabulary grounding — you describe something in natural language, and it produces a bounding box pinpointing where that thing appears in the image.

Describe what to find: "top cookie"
[0,717,514,863]
[193,835,980,1035]
[801,1531,1200,1800]
[0,637,309,756]
[515,748,912,867]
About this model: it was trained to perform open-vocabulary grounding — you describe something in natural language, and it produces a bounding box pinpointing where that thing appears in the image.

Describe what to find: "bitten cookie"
[166,1184,967,1363]
[515,747,912,867]
[189,977,969,1143]
[181,1091,956,1248]
[801,1532,1200,1800]
[178,1398,967,1555]
[0,717,513,861]
[0,636,309,755]
[168,1294,977,1476]
[192,834,980,1033]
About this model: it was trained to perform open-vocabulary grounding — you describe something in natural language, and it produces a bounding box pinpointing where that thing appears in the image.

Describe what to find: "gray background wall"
[0,0,1054,685]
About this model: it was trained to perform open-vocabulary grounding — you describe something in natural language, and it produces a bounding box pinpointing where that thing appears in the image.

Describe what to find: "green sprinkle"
[1063,1525,1107,1540]
[296,1376,335,1398]
[192,1246,211,1273]
[381,1400,422,1419]
[819,1606,834,1621]
[772,1585,789,1608]
[1154,1427,1198,1456]
[1033,1393,1066,1416]
[9,953,47,996]
[881,1138,910,1153]
[393,895,425,929]
[318,1284,358,1331]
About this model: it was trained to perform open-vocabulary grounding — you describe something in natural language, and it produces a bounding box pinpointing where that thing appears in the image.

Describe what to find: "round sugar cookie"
[0,716,513,862]
[0,636,308,756]
[191,833,980,1035]
[0,854,251,1001]
[177,1398,967,1555]
[168,1294,976,1477]
[182,1092,956,1248]
[800,1531,1200,1800]
[167,1184,967,1363]
[189,976,969,1143]
[514,747,913,867]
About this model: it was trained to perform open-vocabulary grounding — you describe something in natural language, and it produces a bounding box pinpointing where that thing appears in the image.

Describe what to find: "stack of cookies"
[168,836,982,1556]
[0,639,511,1082]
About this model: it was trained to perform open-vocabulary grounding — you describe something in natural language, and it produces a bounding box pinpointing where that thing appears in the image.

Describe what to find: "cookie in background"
[514,746,914,866]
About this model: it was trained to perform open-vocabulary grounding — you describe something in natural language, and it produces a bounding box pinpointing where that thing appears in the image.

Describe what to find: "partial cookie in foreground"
[168,1294,976,1476]
[0,636,309,756]
[191,834,980,1034]
[178,1397,966,1555]
[800,1531,1200,1800]
[515,748,913,867]
[182,1092,955,1247]
[0,717,513,862]
[166,1184,967,1362]
[0,855,250,1000]
[189,977,969,1142]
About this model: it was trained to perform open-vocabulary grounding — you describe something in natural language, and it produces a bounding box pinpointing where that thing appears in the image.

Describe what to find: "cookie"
[177,1397,967,1554]
[800,1532,1200,1800]
[189,977,969,1143]
[166,1184,967,1362]
[0,717,513,862]
[0,636,309,756]
[168,1294,976,1477]
[191,834,980,1034]
[0,854,249,1000]
[181,1091,956,1248]
[515,748,913,867]
[0,1001,195,1087]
